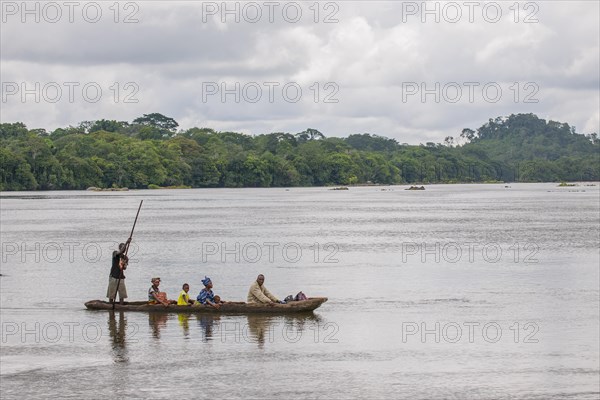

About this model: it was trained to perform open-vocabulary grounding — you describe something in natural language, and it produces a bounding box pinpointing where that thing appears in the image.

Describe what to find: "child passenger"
[177,283,195,306]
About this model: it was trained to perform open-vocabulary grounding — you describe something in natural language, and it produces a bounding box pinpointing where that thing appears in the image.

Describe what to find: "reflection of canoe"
[85,298,328,314]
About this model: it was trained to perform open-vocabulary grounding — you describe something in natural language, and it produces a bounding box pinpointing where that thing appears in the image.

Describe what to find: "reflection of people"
[197,314,220,341]
[246,315,275,348]
[197,277,223,309]
[107,239,131,305]
[247,274,281,304]
[108,311,128,363]
[177,283,195,306]
[245,314,323,348]
[178,314,191,337]
[148,313,168,339]
[148,277,170,307]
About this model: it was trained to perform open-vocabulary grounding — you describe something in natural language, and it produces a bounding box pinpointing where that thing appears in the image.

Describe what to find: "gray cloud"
[1,1,598,141]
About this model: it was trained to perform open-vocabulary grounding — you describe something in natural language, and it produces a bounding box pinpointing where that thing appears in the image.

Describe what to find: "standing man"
[247,274,282,304]
[107,239,131,305]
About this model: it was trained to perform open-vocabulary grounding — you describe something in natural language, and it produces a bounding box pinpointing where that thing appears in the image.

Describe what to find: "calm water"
[1,184,599,399]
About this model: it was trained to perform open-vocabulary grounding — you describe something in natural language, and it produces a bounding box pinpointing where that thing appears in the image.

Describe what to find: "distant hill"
[457,113,599,181]
[464,113,597,160]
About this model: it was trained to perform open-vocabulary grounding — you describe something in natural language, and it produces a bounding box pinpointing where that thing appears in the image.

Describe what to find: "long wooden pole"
[124,200,143,256]
[112,200,143,310]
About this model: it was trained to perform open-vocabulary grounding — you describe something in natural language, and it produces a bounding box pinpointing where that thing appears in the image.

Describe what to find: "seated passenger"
[177,283,195,306]
[196,277,223,309]
[148,277,170,307]
[247,274,283,304]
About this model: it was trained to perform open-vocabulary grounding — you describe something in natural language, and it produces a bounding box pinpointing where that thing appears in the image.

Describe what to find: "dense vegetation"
[1,113,598,191]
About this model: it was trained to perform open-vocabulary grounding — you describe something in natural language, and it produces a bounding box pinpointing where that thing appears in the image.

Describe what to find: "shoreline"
[1,181,598,193]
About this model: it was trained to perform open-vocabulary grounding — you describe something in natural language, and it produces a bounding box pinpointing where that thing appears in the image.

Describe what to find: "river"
[1,183,599,399]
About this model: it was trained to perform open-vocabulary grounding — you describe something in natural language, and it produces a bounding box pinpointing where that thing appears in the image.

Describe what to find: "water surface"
[1,183,599,399]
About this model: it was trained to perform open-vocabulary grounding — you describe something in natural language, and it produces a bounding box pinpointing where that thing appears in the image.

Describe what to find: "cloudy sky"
[1,0,598,143]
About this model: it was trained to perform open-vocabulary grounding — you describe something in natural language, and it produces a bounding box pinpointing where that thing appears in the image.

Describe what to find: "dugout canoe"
[84,297,328,314]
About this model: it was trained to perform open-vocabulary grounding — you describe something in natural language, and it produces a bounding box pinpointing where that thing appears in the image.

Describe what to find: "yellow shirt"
[177,290,191,305]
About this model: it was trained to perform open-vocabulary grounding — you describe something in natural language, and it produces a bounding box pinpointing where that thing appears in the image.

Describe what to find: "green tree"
[0,122,29,139]
[89,119,129,133]
[296,128,325,143]
[133,113,179,131]
[0,147,37,190]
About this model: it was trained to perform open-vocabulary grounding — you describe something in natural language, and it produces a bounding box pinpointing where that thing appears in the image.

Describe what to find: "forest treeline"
[1,113,598,191]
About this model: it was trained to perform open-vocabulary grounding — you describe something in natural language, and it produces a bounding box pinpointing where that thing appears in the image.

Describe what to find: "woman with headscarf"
[197,277,222,309]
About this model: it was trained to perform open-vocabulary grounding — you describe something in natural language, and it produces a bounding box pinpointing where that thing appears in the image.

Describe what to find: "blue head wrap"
[202,276,211,286]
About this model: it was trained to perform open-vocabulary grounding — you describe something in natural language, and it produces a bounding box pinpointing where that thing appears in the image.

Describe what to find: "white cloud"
[1,1,598,141]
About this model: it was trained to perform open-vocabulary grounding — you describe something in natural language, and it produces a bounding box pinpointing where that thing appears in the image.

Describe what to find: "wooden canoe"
[85,297,327,314]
